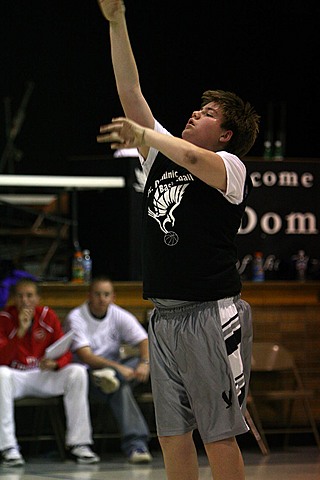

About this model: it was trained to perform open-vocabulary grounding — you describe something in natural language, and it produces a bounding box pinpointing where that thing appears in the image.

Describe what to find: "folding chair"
[249,342,320,449]
[245,391,270,455]
[15,396,66,459]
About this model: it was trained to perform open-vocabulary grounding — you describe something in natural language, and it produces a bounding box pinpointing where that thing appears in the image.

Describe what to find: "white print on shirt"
[33,328,46,341]
[11,357,39,370]
[147,169,194,246]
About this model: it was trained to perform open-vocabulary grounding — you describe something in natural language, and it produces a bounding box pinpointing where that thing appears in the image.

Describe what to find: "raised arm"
[97,117,228,191]
[98,0,154,157]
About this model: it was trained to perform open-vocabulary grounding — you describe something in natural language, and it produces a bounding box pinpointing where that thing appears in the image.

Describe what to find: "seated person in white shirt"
[65,275,152,464]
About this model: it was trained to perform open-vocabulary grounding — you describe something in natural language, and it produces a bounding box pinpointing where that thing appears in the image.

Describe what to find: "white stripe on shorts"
[218,297,245,405]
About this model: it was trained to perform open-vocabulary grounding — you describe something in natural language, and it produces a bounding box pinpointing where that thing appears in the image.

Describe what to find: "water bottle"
[72,250,84,283]
[263,140,272,160]
[83,249,92,284]
[273,140,284,161]
[252,251,265,282]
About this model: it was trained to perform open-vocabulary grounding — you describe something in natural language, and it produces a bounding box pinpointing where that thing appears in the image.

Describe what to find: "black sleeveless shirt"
[142,152,252,301]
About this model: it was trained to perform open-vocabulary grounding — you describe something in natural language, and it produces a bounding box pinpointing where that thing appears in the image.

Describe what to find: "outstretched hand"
[97,117,146,149]
[97,0,125,22]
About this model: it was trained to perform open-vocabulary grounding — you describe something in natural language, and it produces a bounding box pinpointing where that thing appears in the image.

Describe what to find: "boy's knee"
[65,364,88,384]
[0,366,12,382]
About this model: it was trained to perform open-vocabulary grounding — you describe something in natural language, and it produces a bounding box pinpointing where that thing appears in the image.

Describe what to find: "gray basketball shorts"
[148,296,252,444]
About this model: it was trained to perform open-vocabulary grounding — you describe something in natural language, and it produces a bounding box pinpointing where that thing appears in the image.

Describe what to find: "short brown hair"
[201,89,260,157]
[11,278,40,295]
[89,275,113,291]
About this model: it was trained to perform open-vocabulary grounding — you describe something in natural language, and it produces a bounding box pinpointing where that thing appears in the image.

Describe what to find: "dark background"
[0,0,319,279]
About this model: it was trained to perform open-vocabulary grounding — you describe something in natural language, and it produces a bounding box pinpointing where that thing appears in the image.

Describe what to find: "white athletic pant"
[0,364,93,451]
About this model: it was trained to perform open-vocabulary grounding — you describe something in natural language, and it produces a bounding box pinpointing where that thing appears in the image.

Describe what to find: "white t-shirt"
[66,302,148,365]
[140,120,246,205]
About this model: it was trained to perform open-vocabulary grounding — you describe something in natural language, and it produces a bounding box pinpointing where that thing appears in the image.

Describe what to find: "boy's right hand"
[97,0,125,22]
[17,307,34,337]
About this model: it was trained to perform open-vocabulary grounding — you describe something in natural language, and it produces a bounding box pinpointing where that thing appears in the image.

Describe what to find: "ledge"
[35,281,320,310]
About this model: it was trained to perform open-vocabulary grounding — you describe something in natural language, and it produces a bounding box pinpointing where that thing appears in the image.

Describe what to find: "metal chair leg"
[245,409,270,455]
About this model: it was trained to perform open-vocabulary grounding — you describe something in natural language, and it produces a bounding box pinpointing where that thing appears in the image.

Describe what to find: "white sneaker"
[70,445,100,464]
[128,448,153,464]
[2,447,25,467]
[91,368,120,394]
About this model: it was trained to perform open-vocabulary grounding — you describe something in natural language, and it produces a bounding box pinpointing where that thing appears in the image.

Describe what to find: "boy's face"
[182,101,230,151]
[88,281,115,317]
[14,283,39,311]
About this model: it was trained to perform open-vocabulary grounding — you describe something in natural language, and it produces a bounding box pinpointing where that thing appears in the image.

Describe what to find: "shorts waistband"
[152,296,240,319]
[153,301,209,317]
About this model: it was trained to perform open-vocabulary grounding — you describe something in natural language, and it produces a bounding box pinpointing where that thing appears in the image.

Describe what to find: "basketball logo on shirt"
[148,169,194,246]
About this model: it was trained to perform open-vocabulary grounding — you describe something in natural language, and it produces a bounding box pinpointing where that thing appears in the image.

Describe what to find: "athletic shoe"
[70,445,100,464]
[2,447,25,467]
[91,367,120,394]
[128,448,152,464]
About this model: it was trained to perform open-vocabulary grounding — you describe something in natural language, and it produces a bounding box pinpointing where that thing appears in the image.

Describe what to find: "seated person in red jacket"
[0,279,99,467]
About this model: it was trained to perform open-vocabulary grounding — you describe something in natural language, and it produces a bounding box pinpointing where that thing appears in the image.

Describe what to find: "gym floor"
[0,444,319,479]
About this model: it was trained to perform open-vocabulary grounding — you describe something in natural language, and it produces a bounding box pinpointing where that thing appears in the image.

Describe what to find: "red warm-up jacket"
[0,305,71,370]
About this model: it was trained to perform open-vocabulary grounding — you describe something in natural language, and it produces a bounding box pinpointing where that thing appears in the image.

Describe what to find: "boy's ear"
[220,130,233,142]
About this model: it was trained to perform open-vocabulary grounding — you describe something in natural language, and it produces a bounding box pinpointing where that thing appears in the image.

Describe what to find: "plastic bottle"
[83,249,92,284]
[273,140,284,161]
[263,140,273,160]
[72,250,84,283]
[252,251,265,281]
[293,250,308,282]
